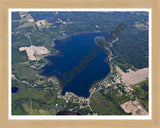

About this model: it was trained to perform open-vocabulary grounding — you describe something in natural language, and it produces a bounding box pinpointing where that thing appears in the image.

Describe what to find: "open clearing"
[36,20,50,29]
[120,100,148,115]
[116,66,149,86]
[19,45,50,60]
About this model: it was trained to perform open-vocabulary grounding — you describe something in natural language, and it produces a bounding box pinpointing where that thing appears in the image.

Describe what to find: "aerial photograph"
[11,10,150,116]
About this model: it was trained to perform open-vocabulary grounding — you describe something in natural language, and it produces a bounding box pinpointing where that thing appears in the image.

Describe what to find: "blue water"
[12,87,19,93]
[41,33,110,97]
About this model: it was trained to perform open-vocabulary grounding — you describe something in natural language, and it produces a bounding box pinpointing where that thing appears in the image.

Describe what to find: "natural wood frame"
[0,0,160,127]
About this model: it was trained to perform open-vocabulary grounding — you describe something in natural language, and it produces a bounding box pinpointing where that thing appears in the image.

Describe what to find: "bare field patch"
[116,66,149,86]
[36,20,50,29]
[121,100,148,115]
[19,45,50,60]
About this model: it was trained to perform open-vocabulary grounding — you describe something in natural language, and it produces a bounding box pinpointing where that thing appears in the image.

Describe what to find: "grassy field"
[12,79,58,115]
[90,91,130,115]
[12,12,36,30]
[132,79,149,110]
[22,103,54,115]
[12,80,46,100]
[13,63,38,82]
[12,47,28,64]
[17,22,35,29]
[76,107,92,115]
[38,20,50,29]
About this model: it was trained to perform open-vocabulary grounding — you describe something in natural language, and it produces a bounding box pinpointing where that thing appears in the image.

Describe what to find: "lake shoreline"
[41,32,111,98]
[55,30,102,41]
[89,46,113,93]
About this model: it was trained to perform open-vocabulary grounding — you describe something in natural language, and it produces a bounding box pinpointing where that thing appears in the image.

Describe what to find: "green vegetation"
[12,34,31,47]
[95,36,110,48]
[63,102,79,111]
[55,98,66,106]
[38,20,50,29]
[13,64,38,82]
[22,102,53,115]
[12,80,45,100]
[132,79,149,110]
[12,12,21,20]
[113,65,118,74]
[12,47,28,64]
[12,13,36,34]
[111,29,148,72]
[30,32,53,48]
[12,97,57,115]
[104,86,135,105]
[12,79,58,115]
[76,107,92,115]
[90,90,131,115]
[12,98,28,115]
[17,22,35,29]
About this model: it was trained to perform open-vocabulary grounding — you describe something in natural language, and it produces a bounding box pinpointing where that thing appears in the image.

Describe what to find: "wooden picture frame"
[0,0,160,127]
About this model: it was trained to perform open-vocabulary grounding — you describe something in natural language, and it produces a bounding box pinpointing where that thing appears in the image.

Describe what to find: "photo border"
[9,8,152,120]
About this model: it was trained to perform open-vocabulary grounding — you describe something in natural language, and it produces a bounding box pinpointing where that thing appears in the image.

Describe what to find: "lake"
[41,33,110,97]
[12,87,19,93]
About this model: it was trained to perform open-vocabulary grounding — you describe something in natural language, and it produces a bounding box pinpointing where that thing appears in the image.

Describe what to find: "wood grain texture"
[0,0,160,128]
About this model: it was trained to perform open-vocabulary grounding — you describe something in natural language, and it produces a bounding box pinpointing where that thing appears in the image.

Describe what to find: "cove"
[41,33,110,97]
